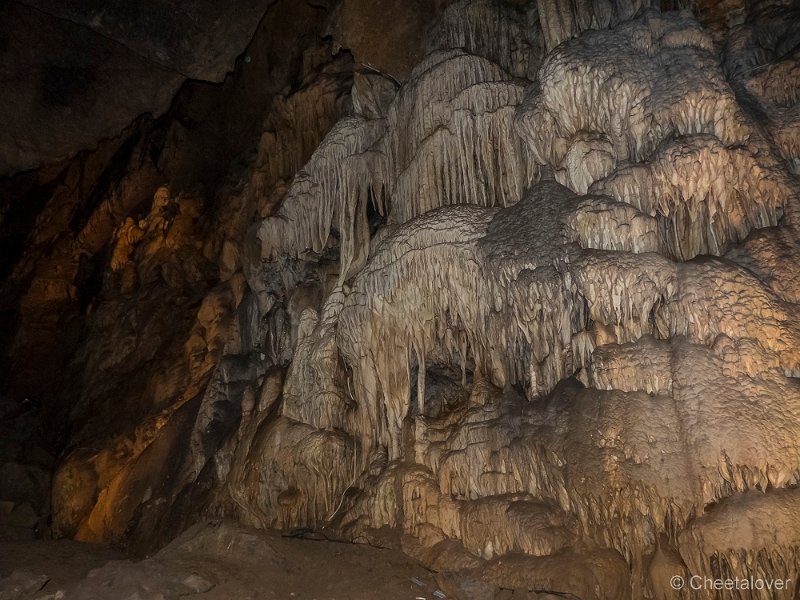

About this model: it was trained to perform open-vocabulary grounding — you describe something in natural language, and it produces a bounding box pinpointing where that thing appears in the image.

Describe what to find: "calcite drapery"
[242,6,800,598]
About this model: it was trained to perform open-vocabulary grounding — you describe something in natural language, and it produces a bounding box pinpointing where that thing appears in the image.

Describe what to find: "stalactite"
[257,116,387,264]
[428,0,542,79]
[517,12,752,179]
[258,50,537,273]
[679,490,800,600]
[592,135,791,260]
[233,9,800,597]
[536,0,661,51]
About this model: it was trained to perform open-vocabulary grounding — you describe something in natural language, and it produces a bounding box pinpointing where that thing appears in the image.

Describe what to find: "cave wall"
[0,0,289,176]
[2,0,800,598]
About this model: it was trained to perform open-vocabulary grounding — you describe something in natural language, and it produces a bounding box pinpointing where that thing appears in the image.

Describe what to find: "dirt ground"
[0,522,447,600]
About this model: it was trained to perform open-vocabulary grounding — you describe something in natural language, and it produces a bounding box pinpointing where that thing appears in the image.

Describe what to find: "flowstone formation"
[2,1,800,599]
[233,5,800,599]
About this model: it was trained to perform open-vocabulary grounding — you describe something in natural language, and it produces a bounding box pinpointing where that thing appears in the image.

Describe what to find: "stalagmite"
[249,63,800,582]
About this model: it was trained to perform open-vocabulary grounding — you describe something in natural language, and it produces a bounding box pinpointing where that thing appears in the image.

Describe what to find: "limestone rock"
[4,1,800,598]
[23,0,277,81]
[0,0,275,175]
[329,0,444,81]
[0,571,49,600]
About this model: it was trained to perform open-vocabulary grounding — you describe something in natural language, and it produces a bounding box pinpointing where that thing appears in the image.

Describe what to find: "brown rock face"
[22,0,278,81]
[0,0,275,176]
[330,0,447,80]
[2,0,800,598]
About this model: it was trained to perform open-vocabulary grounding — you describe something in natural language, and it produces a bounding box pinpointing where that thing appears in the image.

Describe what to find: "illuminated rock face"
[238,5,800,597]
[3,0,800,597]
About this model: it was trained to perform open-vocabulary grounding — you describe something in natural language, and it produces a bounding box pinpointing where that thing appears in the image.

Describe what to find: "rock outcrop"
[0,0,286,175]
[2,0,800,598]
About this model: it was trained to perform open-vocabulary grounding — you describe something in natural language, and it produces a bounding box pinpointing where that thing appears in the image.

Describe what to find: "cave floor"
[0,522,448,600]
